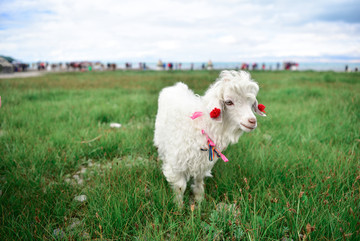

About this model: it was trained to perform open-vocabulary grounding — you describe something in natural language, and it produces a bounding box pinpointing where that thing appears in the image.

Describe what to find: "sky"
[0,0,360,63]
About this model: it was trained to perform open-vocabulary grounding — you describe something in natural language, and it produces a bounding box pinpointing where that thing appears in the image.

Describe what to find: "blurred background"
[1,0,359,73]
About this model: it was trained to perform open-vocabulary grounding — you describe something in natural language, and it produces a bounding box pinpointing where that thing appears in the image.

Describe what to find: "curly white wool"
[154,70,265,205]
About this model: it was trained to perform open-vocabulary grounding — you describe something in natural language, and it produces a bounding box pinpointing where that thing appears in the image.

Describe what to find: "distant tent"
[0,55,15,63]
[0,57,14,73]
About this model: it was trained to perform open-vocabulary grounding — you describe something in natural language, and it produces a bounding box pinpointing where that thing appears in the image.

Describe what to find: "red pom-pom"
[210,108,221,118]
[258,104,266,113]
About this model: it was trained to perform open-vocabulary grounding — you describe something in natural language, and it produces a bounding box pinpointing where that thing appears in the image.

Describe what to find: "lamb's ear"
[207,100,223,122]
[253,100,266,116]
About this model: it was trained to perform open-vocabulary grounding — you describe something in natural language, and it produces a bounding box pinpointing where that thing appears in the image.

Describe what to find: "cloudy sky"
[0,0,359,63]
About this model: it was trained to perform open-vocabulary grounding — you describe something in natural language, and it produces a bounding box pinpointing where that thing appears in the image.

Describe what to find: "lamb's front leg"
[172,176,187,207]
[192,175,205,202]
[163,163,187,206]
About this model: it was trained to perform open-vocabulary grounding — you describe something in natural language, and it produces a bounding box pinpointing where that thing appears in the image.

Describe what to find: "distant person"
[207,60,213,70]
[190,63,194,71]
[287,63,291,70]
[355,67,358,72]
[157,60,164,71]
[262,63,265,71]
[252,63,258,71]
[276,62,280,70]
[168,62,173,70]
[345,65,348,72]
[201,63,205,70]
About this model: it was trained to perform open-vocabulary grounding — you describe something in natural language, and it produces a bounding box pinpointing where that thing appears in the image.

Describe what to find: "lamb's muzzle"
[154,70,266,206]
[240,122,255,130]
[248,117,257,125]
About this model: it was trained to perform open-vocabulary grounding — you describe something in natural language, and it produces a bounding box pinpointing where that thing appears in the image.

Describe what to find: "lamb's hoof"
[177,203,184,209]
[193,194,204,203]
[174,199,184,209]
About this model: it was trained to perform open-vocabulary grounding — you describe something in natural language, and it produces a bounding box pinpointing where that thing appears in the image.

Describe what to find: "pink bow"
[190,111,203,120]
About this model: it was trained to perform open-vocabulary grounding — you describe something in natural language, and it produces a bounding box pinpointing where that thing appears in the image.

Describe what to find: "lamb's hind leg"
[192,175,205,202]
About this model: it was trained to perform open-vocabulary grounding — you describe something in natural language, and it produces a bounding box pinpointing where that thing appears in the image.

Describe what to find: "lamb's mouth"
[240,123,255,130]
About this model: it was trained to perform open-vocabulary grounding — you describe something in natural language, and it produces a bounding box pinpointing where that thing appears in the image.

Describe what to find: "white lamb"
[154,70,266,205]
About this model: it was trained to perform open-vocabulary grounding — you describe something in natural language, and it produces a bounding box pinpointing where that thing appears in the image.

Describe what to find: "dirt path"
[0,71,44,79]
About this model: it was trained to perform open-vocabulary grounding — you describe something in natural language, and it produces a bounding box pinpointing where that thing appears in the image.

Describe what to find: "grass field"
[0,70,359,240]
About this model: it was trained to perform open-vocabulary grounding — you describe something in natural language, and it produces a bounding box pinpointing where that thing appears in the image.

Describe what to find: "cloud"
[218,35,238,45]
[0,0,359,62]
[315,0,360,23]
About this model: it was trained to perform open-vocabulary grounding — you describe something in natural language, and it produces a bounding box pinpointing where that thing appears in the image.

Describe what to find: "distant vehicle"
[284,62,299,70]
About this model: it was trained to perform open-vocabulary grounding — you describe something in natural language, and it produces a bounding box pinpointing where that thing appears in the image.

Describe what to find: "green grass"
[0,70,359,240]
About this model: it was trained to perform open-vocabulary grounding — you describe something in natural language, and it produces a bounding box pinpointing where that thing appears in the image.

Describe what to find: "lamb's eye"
[225,100,234,106]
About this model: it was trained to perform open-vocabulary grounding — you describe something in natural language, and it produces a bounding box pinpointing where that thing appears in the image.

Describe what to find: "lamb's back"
[154,82,202,149]
[154,83,216,178]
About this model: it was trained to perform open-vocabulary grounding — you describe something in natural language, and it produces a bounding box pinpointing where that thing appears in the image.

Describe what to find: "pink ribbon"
[201,129,229,162]
[190,111,203,120]
[219,152,229,163]
[201,129,215,146]
[190,111,229,162]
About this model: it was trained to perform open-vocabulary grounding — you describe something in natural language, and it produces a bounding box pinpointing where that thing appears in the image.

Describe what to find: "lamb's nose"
[248,118,257,125]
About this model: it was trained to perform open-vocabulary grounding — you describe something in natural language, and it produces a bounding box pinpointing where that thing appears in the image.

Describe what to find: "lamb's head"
[204,70,266,133]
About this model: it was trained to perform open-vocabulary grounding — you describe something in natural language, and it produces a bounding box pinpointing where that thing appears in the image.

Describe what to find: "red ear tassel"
[210,108,221,118]
[258,104,266,113]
